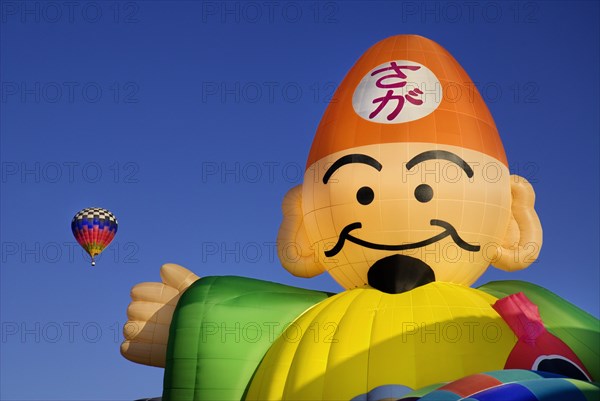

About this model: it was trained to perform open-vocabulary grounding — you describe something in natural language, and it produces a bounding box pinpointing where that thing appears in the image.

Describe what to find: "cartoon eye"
[532,355,591,381]
[414,184,433,203]
[356,186,374,205]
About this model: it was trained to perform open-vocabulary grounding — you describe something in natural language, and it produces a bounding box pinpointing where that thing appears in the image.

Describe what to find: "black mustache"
[324,219,481,257]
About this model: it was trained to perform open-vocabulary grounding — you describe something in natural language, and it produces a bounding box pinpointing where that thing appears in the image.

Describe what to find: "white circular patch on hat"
[352,60,442,124]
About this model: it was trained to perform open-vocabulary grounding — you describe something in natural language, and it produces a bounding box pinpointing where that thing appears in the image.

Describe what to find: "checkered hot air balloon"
[71,207,118,266]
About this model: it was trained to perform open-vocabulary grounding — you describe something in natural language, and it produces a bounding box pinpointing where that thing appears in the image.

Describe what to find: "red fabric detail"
[439,373,502,397]
[493,292,545,344]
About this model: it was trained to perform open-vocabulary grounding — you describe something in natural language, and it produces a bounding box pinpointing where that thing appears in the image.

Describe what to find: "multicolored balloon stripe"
[397,370,599,401]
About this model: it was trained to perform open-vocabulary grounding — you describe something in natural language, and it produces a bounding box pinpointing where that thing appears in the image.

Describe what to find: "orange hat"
[306,35,507,169]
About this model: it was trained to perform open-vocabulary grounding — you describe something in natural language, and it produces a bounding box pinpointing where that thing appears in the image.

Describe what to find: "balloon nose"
[367,254,435,294]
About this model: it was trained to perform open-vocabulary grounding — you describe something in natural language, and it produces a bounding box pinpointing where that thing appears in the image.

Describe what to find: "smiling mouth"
[324,219,481,257]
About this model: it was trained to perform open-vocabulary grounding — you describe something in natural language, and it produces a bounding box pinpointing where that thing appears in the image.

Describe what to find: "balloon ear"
[492,175,543,271]
[277,184,325,278]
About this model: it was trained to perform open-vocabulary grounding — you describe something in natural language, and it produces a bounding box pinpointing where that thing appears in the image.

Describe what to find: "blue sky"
[1,1,598,400]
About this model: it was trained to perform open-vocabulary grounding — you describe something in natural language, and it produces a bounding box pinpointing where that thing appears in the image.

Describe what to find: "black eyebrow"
[323,154,383,184]
[406,150,474,178]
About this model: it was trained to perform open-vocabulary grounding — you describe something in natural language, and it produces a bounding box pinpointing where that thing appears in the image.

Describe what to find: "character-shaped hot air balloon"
[71,207,118,266]
[119,35,600,401]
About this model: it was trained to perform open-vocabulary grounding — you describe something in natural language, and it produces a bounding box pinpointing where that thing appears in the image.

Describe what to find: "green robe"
[161,277,599,401]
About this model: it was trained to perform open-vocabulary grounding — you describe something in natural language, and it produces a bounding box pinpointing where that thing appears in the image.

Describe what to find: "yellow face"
[301,142,512,290]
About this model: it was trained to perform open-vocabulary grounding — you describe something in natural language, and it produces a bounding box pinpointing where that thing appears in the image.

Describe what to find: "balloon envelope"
[245,283,517,401]
[71,207,118,266]
[397,370,599,401]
